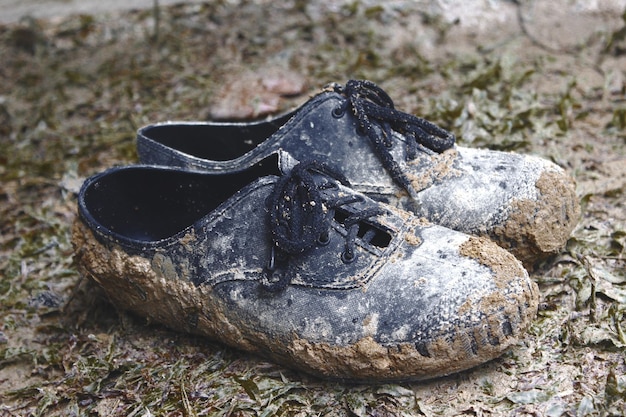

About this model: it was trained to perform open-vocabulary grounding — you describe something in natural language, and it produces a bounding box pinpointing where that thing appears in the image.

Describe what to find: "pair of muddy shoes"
[73,80,579,382]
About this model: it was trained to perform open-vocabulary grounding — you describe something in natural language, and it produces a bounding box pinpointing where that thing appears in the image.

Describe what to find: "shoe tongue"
[277,150,300,175]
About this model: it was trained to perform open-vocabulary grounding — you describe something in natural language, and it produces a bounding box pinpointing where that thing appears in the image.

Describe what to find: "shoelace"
[263,160,385,292]
[333,79,456,194]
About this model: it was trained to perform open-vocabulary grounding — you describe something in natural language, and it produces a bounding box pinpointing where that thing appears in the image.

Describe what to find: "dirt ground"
[0,0,625,416]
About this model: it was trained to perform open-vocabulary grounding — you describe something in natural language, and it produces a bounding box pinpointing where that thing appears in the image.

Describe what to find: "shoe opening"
[142,112,293,161]
[81,154,280,242]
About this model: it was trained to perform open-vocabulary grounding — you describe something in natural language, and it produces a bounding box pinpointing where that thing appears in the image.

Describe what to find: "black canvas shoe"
[137,80,580,266]
[72,152,538,382]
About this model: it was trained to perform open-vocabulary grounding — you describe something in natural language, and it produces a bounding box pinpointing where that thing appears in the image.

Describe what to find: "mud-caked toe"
[73,154,538,382]
[409,147,580,266]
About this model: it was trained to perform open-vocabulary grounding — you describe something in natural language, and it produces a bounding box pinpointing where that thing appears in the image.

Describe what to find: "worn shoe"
[72,152,538,382]
[137,80,580,266]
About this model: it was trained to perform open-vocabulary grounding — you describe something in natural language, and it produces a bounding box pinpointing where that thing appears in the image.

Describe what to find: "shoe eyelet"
[317,232,331,246]
[384,140,393,149]
[341,250,356,264]
[332,106,345,118]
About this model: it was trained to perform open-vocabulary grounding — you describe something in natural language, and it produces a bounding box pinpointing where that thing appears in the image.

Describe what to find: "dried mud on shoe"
[491,170,581,266]
[72,156,538,384]
[73,219,539,382]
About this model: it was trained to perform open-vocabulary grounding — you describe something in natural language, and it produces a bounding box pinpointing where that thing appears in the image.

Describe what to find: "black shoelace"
[332,79,456,194]
[263,160,385,292]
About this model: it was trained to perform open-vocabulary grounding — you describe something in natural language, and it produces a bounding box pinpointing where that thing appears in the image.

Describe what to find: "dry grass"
[0,1,625,415]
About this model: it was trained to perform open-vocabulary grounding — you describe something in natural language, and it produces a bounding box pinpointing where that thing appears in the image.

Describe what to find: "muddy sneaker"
[72,152,538,382]
[137,80,579,266]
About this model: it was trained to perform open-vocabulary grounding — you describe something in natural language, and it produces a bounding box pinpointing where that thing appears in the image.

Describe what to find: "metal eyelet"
[332,106,345,118]
[317,232,331,246]
[341,250,356,264]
